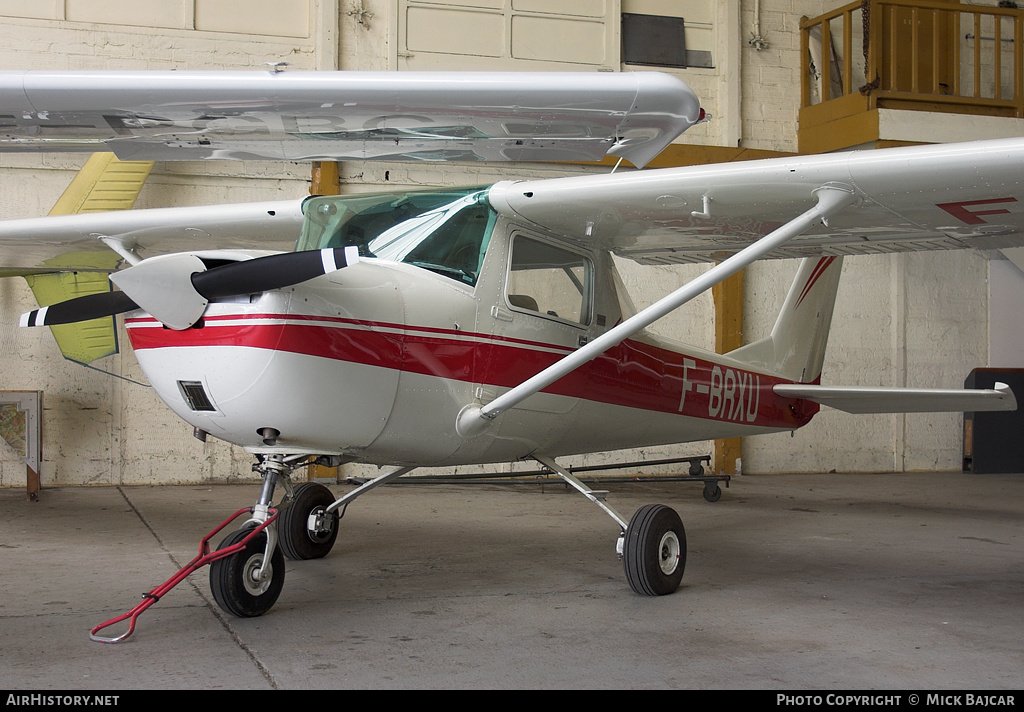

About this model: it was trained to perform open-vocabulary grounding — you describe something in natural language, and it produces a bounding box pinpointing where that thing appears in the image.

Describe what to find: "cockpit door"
[476,230,595,420]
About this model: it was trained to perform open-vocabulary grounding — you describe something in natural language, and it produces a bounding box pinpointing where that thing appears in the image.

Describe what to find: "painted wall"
[0,1,1005,486]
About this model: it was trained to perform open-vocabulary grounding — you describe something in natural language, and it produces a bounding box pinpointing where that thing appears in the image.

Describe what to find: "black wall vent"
[622,13,688,69]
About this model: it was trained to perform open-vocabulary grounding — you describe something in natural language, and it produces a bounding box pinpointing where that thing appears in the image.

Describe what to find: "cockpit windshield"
[296,187,496,287]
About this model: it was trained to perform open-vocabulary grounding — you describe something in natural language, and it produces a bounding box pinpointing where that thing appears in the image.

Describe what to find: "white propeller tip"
[19,307,47,327]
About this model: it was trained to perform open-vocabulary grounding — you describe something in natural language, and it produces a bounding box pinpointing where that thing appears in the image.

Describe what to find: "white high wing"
[0,70,1019,641]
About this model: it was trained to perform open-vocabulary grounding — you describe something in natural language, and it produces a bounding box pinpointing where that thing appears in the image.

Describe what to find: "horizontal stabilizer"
[773,383,1017,414]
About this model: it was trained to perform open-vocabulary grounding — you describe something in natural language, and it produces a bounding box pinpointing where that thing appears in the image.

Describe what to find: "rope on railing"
[859,0,881,95]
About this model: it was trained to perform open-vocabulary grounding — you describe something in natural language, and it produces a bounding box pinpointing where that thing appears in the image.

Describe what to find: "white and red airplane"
[0,70,1021,638]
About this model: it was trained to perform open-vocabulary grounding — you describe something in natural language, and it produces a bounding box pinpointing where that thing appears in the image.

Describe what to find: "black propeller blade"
[21,247,356,328]
[20,291,138,327]
[191,247,352,300]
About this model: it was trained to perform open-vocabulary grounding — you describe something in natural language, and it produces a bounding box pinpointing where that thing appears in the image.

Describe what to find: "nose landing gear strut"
[89,453,325,642]
[89,505,281,643]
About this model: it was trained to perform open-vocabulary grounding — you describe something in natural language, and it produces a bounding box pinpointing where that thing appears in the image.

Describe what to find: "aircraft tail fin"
[728,256,843,383]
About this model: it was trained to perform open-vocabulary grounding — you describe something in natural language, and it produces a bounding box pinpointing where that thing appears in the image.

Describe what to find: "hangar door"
[395,0,618,70]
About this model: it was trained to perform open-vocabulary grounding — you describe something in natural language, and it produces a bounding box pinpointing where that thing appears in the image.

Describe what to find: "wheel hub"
[658,531,681,575]
[242,553,273,596]
[306,506,335,543]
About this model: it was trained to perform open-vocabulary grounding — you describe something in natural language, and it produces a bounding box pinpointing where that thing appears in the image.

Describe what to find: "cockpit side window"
[507,235,592,326]
[297,188,495,287]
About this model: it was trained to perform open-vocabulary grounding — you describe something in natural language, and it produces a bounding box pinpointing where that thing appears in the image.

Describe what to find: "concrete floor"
[1,471,1022,690]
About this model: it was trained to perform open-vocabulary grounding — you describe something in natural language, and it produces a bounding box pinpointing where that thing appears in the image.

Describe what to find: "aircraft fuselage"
[125,189,815,466]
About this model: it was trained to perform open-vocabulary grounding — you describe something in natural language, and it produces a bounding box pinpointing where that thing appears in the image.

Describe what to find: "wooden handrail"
[800,0,1023,118]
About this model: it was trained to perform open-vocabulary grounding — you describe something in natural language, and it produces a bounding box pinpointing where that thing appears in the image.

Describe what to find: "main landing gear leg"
[279,465,418,560]
[531,454,686,596]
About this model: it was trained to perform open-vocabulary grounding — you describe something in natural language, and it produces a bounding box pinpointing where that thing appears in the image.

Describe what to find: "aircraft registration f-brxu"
[0,70,1020,642]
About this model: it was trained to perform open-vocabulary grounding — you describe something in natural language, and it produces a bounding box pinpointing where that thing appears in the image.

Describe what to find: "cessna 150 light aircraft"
[0,70,1021,640]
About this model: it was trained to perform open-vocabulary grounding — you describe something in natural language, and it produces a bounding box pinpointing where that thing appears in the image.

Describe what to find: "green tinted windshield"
[297,188,495,287]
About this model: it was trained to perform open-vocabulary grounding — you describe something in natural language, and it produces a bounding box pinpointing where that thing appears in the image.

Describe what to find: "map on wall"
[0,403,27,459]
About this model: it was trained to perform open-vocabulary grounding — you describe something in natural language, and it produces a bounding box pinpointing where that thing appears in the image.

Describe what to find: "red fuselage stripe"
[125,315,815,428]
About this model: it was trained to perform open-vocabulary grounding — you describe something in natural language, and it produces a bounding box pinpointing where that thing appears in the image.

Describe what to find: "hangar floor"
[1,471,1022,691]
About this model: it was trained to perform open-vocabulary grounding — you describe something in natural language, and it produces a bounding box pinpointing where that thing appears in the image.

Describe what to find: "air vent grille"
[178,381,216,412]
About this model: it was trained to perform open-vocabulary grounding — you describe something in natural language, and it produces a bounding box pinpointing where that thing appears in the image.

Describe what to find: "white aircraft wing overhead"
[487,138,1024,263]
[0,70,701,168]
[0,200,305,274]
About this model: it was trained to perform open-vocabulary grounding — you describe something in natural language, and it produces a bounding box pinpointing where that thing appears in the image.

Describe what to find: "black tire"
[210,526,285,618]
[703,484,722,502]
[277,482,339,560]
[623,504,686,596]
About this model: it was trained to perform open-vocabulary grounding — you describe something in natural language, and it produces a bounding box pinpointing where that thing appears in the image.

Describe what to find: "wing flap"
[773,383,1017,414]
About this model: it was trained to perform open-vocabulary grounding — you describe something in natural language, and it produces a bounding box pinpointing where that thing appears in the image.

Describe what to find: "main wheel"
[277,482,339,560]
[622,504,686,596]
[210,526,285,618]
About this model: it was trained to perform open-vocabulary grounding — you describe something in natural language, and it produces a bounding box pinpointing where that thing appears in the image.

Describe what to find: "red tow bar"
[89,506,279,643]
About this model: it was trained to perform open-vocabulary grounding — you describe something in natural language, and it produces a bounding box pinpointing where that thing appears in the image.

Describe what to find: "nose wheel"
[210,525,286,618]
[209,457,344,618]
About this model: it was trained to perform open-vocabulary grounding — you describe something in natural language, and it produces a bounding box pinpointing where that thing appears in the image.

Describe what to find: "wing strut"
[456,184,859,437]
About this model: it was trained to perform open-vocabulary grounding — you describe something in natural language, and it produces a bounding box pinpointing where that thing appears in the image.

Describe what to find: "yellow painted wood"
[798,108,880,155]
[713,270,744,475]
[798,92,870,131]
[799,1,1024,152]
[311,161,341,196]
